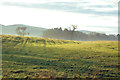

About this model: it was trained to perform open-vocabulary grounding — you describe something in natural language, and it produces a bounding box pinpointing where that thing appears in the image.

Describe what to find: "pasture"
[2,35,119,78]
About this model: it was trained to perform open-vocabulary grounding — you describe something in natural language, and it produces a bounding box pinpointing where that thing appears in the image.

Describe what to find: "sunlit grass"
[2,35,119,78]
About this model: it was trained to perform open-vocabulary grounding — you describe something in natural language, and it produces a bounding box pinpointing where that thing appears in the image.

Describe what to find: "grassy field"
[2,35,119,78]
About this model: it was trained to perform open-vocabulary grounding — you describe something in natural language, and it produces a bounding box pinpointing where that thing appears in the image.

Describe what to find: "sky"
[0,0,119,34]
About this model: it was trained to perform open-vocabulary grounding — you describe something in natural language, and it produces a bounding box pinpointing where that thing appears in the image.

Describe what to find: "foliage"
[43,28,118,41]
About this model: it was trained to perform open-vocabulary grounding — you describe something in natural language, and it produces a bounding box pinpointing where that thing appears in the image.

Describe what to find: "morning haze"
[1,0,119,79]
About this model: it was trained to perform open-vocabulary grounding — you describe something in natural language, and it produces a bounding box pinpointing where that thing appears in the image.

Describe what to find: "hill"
[1,24,118,41]
[1,24,106,37]
[1,24,46,37]
[79,30,93,34]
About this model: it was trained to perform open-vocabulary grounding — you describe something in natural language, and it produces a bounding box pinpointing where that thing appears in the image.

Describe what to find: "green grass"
[2,35,119,78]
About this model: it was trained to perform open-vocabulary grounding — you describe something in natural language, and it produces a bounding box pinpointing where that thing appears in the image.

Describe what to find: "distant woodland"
[43,27,118,41]
[2,24,118,41]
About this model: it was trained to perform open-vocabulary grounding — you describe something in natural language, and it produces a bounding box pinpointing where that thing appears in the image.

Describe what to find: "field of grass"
[2,35,119,78]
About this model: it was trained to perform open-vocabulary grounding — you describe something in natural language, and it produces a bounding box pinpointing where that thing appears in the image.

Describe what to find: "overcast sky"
[0,0,119,34]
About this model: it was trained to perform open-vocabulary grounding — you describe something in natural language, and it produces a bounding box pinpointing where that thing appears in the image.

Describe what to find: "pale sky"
[0,0,119,34]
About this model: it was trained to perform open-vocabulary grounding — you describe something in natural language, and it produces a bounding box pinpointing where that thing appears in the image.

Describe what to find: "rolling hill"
[1,24,102,37]
[1,24,46,37]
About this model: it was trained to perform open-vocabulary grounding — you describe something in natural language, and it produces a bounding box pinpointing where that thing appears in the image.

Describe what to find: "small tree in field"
[16,27,29,36]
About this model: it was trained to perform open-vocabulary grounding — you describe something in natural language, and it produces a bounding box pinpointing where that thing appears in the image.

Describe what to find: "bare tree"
[71,25,77,40]
[16,27,29,36]
[71,25,77,31]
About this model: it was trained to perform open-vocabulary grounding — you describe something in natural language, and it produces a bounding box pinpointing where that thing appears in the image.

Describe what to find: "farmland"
[2,35,119,78]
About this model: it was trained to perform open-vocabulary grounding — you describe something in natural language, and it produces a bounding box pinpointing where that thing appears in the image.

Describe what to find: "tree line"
[43,25,118,41]
[15,26,118,41]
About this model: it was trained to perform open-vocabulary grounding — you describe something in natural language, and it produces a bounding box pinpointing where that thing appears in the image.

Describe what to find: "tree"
[16,27,29,36]
[59,27,62,31]
[117,34,120,37]
[71,25,77,31]
[70,25,77,40]
[64,28,69,31]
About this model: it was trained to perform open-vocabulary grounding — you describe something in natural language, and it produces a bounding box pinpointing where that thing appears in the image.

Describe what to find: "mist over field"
[1,24,118,41]
[0,0,119,79]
